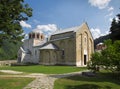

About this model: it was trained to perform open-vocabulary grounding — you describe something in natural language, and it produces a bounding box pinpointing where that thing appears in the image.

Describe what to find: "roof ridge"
[51,24,82,35]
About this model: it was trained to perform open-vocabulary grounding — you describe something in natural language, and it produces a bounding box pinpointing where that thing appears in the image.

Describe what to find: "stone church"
[18,22,94,67]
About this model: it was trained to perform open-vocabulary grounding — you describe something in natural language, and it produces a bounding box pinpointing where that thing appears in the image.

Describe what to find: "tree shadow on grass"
[65,84,111,89]
[63,72,120,85]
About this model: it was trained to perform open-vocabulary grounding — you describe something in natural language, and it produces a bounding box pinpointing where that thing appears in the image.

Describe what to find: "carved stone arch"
[59,40,65,62]
[84,31,88,42]
[67,39,73,60]
[89,38,93,54]
[45,51,50,64]
[53,51,57,64]
[83,31,88,65]
[83,31,88,50]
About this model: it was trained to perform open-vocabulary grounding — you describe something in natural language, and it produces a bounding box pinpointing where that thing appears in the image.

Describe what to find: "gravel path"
[0,70,23,74]
[0,70,87,89]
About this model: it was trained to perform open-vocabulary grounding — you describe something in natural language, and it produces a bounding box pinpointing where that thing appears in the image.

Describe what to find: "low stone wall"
[0,60,17,66]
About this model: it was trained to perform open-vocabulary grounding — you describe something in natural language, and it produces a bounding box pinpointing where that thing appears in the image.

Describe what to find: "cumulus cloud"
[109,17,113,22]
[21,33,29,42]
[108,6,114,11]
[106,11,113,17]
[105,6,114,20]
[33,24,58,37]
[90,28,109,39]
[88,0,111,9]
[20,21,31,28]
[115,16,120,23]
[33,19,40,24]
[91,28,101,39]
[109,16,119,23]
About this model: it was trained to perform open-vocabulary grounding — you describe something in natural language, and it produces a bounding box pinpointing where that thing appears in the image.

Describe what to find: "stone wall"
[0,60,17,66]
[52,36,76,65]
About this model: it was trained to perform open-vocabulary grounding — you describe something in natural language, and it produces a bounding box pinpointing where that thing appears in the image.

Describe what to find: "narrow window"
[85,37,87,43]
[32,33,35,38]
[61,49,65,59]
[37,34,39,39]
[84,55,87,65]
[41,35,43,40]
[62,50,64,56]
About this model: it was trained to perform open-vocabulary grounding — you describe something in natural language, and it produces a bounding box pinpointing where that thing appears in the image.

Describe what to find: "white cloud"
[33,24,58,37]
[108,6,114,11]
[90,28,109,39]
[88,0,111,9]
[91,28,101,39]
[33,19,40,24]
[115,16,119,23]
[109,17,113,22]
[20,21,31,28]
[109,16,119,23]
[105,6,114,19]
[106,11,113,17]
[24,34,29,39]
[21,33,29,42]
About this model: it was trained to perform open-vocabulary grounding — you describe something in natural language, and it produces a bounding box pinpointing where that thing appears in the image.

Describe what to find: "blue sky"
[21,0,120,39]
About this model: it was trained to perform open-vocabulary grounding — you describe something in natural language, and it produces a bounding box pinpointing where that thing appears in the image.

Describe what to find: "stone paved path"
[23,75,56,89]
[23,71,88,89]
[0,70,88,89]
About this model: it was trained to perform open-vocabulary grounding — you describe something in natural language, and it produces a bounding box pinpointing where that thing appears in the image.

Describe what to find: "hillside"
[0,40,22,61]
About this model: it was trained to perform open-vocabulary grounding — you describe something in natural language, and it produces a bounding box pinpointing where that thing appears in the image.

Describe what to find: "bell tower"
[28,31,45,46]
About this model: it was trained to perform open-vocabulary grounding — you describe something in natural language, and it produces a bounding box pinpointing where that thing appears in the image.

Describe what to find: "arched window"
[37,33,39,39]
[40,34,44,40]
[85,37,87,43]
[60,41,65,59]
[32,33,35,38]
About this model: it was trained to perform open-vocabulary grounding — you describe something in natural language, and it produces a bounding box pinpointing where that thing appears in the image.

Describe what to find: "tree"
[0,0,32,46]
[110,13,120,41]
[88,39,120,72]
[0,40,22,60]
[87,52,101,72]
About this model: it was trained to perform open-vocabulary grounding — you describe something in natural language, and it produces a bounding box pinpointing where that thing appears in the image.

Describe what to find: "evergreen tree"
[0,0,32,46]
[110,13,120,41]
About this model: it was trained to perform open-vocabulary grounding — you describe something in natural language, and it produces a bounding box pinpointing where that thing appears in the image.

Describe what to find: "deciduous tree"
[0,0,32,46]
[88,39,120,72]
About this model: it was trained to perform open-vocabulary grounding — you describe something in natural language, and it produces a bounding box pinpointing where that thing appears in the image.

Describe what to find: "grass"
[0,65,87,74]
[54,72,120,89]
[0,77,34,89]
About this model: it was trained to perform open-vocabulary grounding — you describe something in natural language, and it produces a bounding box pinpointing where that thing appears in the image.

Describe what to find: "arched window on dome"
[32,33,35,38]
[37,33,39,39]
[41,35,44,40]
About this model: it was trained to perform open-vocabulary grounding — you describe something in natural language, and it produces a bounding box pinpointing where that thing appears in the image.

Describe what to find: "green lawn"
[0,77,34,89]
[0,65,86,74]
[54,72,120,89]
